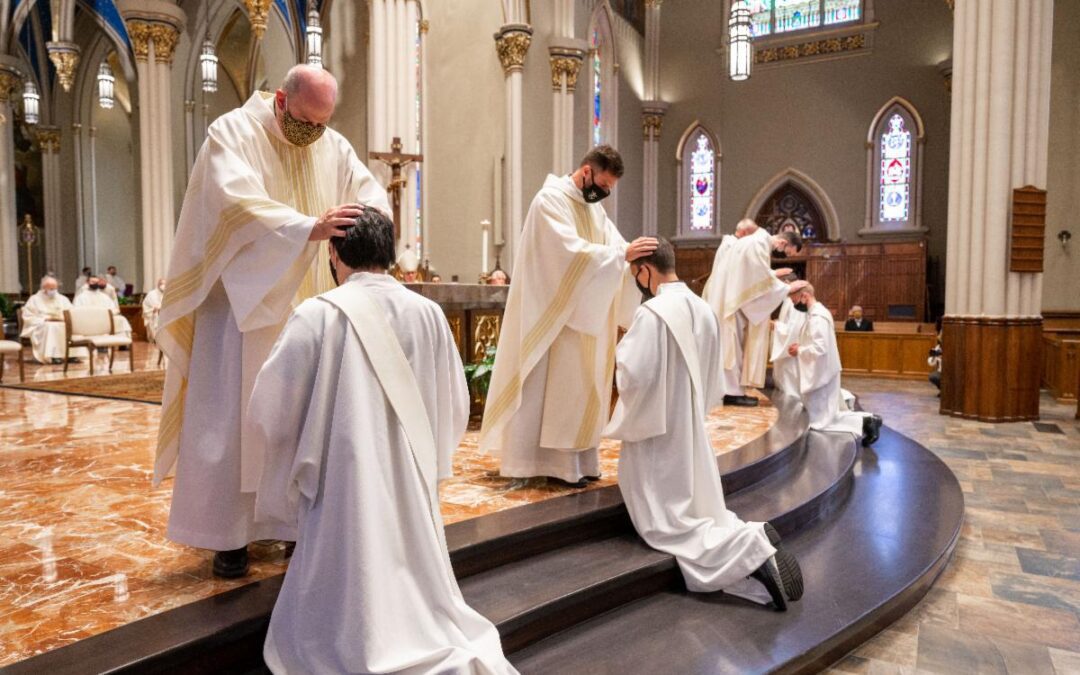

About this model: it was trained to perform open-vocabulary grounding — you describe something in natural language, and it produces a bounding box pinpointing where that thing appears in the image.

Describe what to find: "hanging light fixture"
[97,60,115,110]
[200,35,219,93]
[22,80,40,124]
[306,4,323,67]
[729,0,753,81]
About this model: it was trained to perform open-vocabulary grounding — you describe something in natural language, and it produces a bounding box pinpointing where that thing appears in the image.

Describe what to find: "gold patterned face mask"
[280,99,326,147]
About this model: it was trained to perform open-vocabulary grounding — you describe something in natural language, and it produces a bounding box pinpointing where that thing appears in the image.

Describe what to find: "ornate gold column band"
[495,26,533,75]
[642,113,663,139]
[125,21,180,64]
[549,56,583,91]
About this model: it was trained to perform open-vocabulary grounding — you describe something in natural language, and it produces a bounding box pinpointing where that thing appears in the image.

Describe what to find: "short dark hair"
[777,230,804,252]
[580,145,624,178]
[331,206,395,270]
[636,237,676,273]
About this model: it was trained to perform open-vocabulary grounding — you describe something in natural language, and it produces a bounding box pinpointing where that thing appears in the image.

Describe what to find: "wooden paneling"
[119,306,146,342]
[940,316,1042,422]
[1042,335,1080,402]
[836,332,935,379]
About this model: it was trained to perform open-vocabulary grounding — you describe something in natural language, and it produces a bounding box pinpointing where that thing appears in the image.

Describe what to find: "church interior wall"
[1044,0,1080,313]
[656,0,953,312]
[91,87,139,287]
[521,0,557,250]
[422,0,505,281]
[322,0,369,161]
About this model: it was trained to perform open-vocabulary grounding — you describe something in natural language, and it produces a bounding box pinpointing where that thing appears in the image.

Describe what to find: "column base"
[940,316,1042,422]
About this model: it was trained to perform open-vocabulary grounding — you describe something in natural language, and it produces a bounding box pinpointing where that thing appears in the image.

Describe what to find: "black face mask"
[582,174,610,204]
[794,302,808,313]
[89,283,106,291]
[634,267,653,301]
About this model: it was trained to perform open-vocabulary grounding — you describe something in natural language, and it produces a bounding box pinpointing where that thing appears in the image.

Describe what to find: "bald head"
[735,218,759,238]
[40,275,58,292]
[276,65,338,127]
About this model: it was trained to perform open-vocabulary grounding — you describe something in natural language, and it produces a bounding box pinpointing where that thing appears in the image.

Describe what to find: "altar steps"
[509,427,964,674]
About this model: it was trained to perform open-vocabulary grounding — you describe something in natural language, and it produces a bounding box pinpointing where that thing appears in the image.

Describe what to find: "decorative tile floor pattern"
[0,343,774,666]
[826,377,1080,675]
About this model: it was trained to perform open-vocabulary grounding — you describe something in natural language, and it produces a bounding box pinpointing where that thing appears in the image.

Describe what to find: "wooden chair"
[0,340,24,383]
[63,308,134,375]
[16,307,31,347]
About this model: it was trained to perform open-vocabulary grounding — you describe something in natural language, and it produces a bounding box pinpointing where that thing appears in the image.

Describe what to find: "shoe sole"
[763,523,804,602]
[750,559,787,612]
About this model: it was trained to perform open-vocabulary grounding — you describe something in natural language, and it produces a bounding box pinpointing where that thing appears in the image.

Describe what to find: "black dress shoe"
[861,414,883,447]
[763,523,804,602]
[213,547,249,578]
[550,476,589,489]
[723,395,759,407]
[284,542,296,559]
[50,358,64,365]
[584,474,602,482]
[750,557,788,611]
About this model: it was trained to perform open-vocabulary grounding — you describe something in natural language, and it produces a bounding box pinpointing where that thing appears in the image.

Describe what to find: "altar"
[403,283,507,365]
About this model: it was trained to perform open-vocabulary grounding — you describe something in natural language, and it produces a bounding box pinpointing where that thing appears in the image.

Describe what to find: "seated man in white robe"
[606,238,804,611]
[787,284,882,446]
[21,274,86,364]
[74,267,91,297]
[73,276,133,337]
[142,278,165,343]
[702,221,801,408]
[252,208,516,674]
[769,276,807,397]
[105,266,127,297]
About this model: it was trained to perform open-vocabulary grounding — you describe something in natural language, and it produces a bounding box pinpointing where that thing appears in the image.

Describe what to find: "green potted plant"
[463,346,496,404]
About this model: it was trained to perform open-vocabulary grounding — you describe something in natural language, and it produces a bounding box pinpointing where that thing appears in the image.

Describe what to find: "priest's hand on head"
[788,343,800,357]
[309,204,366,241]
[625,237,659,263]
[774,268,794,279]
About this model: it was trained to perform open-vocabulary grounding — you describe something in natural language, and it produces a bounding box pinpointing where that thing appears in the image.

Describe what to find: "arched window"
[588,3,617,148]
[864,97,925,234]
[676,123,720,238]
[749,0,863,37]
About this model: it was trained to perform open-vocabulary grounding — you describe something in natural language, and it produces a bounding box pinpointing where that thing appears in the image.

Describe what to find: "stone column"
[549,0,585,174]
[495,24,532,274]
[0,61,21,293]
[35,127,63,276]
[118,0,184,292]
[940,0,1054,422]
[641,0,665,236]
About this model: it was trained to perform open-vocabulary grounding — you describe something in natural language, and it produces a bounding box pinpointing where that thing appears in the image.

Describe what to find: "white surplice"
[252,273,515,675]
[770,297,805,397]
[20,291,86,362]
[141,288,163,342]
[796,302,868,437]
[479,174,639,483]
[72,289,133,336]
[73,275,88,296]
[156,91,389,551]
[702,229,789,391]
[606,283,775,604]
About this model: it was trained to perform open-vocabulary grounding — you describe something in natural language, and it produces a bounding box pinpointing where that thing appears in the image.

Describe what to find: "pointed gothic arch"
[675,120,721,239]
[863,96,926,235]
[744,167,840,242]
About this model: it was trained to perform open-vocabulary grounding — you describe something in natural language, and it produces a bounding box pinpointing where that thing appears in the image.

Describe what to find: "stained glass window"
[592,30,602,146]
[689,135,715,231]
[747,0,861,37]
[879,113,911,222]
[823,0,861,25]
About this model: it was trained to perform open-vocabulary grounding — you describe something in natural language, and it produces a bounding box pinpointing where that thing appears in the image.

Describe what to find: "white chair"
[0,340,23,383]
[64,307,133,375]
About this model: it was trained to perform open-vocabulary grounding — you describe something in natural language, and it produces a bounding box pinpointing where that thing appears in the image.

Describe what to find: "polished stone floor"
[827,377,1080,675]
[0,343,774,666]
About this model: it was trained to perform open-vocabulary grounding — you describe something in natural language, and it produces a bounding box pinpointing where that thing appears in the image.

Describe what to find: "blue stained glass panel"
[823,0,861,25]
[775,0,820,33]
[592,30,602,146]
[879,114,911,221]
[689,134,715,231]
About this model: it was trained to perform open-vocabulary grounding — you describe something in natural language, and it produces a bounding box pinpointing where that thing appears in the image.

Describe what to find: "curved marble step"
[449,394,810,579]
[509,426,965,674]
[461,430,857,655]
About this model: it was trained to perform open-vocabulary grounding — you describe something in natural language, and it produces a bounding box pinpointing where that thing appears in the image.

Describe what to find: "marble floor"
[0,343,775,666]
[827,377,1080,675]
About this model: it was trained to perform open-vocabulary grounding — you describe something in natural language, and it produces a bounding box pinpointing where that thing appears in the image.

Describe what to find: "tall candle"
[481,220,491,273]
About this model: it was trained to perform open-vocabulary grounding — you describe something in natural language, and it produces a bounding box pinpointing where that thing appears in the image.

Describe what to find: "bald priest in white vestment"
[787,284,882,446]
[702,221,802,407]
[21,275,86,364]
[479,146,657,487]
[73,276,133,336]
[154,64,389,579]
[252,208,516,675]
[606,239,804,611]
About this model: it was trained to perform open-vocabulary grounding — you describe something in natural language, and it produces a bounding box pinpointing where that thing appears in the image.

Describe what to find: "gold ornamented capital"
[495,27,533,74]
[419,19,430,35]
[642,113,663,139]
[549,55,583,91]
[47,42,80,93]
[0,70,20,104]
[35,127,62,153]
[148,23,180,64]
[127,21,153,62]
[245,0,272,40]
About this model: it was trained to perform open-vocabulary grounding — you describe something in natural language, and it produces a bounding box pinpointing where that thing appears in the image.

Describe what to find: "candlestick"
[481,219,491,273]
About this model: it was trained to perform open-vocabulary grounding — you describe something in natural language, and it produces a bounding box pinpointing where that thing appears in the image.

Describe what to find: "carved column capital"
[494,25,533,75]
[641,101,669,139]
[548,52,583,91]
[245,0,272,40]
[127,21,153,62]
[0,69,21,104]
[147,23,181,64]
[645,0,664,7]
[35,126,62,153]
[46,42,80,92]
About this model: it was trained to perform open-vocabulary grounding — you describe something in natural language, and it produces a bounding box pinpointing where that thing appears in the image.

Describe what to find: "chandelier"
[97,60,115,109]
[729,0,753,81]
[22,80,39,124]
[306,4,323,67]
[200,36,219,93]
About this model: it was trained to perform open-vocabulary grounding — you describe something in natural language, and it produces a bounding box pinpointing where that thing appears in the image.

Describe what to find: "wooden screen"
[1010,186,1046,273]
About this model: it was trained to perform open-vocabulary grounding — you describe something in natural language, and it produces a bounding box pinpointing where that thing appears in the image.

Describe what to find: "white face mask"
[45,289,58,298]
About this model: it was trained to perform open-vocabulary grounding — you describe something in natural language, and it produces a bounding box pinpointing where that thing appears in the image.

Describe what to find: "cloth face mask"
[281,100,326,147]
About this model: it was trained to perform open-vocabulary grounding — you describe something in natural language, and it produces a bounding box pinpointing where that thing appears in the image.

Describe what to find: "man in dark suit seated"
[844,305,873,331]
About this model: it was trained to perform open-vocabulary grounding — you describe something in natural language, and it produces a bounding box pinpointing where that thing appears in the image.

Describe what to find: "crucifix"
[369,136,423,241]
